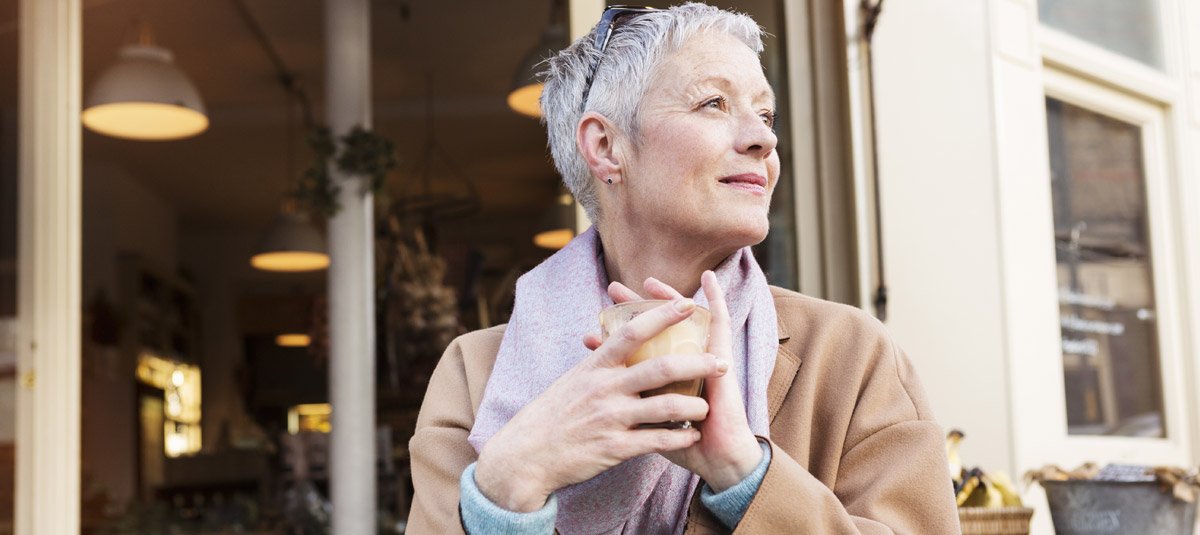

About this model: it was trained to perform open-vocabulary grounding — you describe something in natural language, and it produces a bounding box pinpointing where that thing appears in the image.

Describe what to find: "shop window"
[1039,0,1164,69]
[1046,97,1165,438]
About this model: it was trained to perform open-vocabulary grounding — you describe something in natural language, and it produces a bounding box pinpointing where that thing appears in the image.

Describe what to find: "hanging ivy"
[297,125,398,218]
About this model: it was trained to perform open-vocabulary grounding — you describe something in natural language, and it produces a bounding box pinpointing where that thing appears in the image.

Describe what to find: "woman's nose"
[736,112,777,159]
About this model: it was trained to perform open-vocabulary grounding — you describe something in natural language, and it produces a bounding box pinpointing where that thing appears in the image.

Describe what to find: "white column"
[15,0,82,534]
[325,0,376,533]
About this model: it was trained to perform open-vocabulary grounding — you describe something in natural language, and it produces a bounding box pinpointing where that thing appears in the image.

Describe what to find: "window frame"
[1037,67,1191,467]
[1037,0,1183,83]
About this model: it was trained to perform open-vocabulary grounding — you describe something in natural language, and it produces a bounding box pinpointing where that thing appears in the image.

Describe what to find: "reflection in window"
[1039,0,1164,70]
[1046,98,1165,438]
[703,0,797,289]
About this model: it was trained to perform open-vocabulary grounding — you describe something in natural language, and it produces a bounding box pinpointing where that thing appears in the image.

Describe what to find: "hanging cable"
[229,0,315,128]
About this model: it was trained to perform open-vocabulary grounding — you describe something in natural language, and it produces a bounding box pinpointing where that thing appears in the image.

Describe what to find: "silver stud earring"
[606,178,613,185]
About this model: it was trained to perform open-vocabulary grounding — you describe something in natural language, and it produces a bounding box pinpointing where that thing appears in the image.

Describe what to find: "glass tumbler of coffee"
[600,300,711,429]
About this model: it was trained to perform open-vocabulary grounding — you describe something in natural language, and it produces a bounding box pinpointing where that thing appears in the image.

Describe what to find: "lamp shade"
[508,23,566,118]
[82,44,208,140]
[250,211,330,272]
[507,79,544,119]
[276,333,312,347]
[533,228,573,249]
[533,193,576,249]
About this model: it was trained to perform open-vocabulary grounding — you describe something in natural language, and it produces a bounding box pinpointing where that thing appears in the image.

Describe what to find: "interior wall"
[0,380,12,443]
[1,107,17,450]
[80,159,180,506]
[1,107,15,317]
[1,106,17,445]
[872,0,1016,478]
[179,226,321,453]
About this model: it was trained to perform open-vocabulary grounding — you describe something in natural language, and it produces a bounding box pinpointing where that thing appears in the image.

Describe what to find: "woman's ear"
[577,112,623,186]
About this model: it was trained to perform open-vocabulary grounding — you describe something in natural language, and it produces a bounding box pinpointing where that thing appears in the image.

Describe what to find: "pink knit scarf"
[468,227,778,534]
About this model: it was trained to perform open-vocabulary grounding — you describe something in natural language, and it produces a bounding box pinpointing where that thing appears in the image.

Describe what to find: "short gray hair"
[540,3,765,223]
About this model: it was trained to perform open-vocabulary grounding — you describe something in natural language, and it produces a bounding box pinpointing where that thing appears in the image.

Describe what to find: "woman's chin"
[711,216,770,249]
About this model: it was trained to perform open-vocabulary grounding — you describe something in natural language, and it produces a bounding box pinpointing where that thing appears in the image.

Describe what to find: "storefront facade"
[873,0,1200,532]
[3,1,1199,533]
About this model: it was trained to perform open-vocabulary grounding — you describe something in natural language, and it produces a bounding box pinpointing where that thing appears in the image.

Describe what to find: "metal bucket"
[1042,480,1197,535]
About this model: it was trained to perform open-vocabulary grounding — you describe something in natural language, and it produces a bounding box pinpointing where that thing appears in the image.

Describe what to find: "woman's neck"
[598,224,732,298]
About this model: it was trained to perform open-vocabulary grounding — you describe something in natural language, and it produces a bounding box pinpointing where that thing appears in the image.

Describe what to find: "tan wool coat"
[408,287,962,534]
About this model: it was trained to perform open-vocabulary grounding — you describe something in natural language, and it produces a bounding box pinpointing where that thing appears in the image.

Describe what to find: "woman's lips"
[718,173,768,195]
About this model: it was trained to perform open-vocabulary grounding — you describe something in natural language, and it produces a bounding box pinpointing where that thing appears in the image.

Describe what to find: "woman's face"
[615,31,780,251]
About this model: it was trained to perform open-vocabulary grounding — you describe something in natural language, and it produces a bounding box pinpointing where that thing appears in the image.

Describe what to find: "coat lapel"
[767,300,801,423]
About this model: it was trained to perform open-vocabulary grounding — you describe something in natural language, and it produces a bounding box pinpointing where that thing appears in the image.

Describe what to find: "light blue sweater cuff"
[699,440,772,529]
[459,462,557,534]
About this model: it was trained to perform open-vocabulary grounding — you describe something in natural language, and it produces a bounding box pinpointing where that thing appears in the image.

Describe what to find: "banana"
[949,429,1024,508]
[980,474,1005,508]
[986,471,1024,507]
[956,468,984,506]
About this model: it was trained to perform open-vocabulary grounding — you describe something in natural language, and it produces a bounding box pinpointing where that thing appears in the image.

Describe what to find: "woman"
[408,3,959,533]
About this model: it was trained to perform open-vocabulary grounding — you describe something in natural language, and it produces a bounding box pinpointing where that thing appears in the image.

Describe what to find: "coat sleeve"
[406,337,477,534]
[733,341,961,534]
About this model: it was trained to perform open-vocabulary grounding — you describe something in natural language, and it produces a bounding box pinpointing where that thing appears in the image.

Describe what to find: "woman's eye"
[703,96,726,109]
[761,110,777,129]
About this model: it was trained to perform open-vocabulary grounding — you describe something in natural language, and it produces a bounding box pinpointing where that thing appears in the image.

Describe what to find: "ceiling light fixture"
[82,23,208,140]
[251,201,330,272]
[276,333,312,348]
[508,0,567,118]
[232,0,327,273]
[533,191,576,250]
[249,98,328,274]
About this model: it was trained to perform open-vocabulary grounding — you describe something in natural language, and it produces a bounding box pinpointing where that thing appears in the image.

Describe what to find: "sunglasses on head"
[579,5,661,111]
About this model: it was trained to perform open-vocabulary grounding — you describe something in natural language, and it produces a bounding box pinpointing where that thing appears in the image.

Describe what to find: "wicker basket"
[958,506,1034,535]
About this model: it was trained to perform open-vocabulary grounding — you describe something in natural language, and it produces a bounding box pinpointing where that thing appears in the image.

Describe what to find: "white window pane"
[1046,97,1166,438]
[1039,0,1164,69]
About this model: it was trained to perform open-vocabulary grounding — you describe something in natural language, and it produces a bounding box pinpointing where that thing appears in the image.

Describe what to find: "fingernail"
[673,298,695,313]
[715,358,729,373]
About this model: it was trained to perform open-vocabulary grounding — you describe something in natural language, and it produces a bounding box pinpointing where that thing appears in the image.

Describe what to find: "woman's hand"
[601,272,764,492]
[474,298,730,512]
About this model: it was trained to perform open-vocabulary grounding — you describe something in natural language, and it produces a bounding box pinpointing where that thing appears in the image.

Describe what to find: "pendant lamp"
[251,203,330,272]
[83,24,208,141]
[508,0,567,118]
[533,191,576,249]
[252,80,328,273]
[275,333,312,347]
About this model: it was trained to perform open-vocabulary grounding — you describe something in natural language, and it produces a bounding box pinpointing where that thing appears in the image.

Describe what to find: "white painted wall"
[871,0,1015,480]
